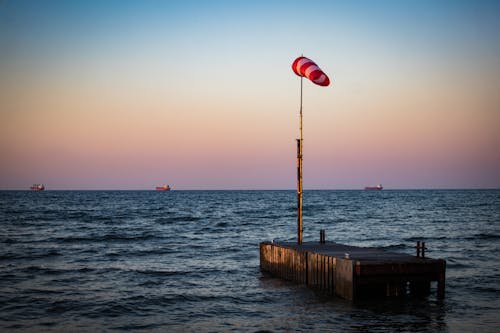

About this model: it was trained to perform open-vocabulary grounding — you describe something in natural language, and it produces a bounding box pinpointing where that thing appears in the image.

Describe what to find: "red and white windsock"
[292,56,330,86]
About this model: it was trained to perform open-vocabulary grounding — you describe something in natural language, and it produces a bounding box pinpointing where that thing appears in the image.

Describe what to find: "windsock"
[292,56,330,86]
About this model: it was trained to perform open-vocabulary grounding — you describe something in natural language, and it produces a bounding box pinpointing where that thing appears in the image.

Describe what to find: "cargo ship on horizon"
[364,184,383,190]
[155,185,171,191]
[30,184,45,191]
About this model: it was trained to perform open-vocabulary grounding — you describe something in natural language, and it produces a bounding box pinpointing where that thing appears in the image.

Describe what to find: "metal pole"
[297,76,303,245]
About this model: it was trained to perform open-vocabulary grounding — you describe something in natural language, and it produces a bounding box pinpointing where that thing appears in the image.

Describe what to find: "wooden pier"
[260,240,446,300]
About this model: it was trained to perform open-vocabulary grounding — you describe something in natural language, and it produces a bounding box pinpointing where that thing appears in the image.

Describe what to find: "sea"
[0,190,499,332]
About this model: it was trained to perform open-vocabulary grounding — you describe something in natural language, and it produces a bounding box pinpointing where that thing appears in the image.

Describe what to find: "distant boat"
[155,185,171,191]
[30,184,45,191]
[365,184,383,190]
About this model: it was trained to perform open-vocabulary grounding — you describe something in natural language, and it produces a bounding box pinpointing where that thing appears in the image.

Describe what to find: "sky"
[1,0,499,190]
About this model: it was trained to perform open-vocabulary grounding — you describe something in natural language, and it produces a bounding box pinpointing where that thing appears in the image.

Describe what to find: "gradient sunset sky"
[1,0,499,190]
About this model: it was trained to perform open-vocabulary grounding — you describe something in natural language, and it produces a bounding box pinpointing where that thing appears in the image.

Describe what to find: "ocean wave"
[21,265,67,275]
[466,233,500,240]
[105,233,158,241]
[473,286,500,293]
[155,216,202,223]
[133,269,189,277]
[111,322,163,331]
[446,262,469,269]
[403,236,449,242]
[124,248,178,257]
[54,233,161,243]
[379,244,408,250]
[0,249,61,261]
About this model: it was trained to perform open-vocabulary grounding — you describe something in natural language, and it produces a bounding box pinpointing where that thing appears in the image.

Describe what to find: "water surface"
[1,190,499,332]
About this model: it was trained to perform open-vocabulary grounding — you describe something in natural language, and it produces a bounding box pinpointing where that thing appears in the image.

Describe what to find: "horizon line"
[1,187,499,191]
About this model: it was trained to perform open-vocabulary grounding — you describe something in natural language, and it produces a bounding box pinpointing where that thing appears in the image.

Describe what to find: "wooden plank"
[297,250,302,284]
[335,258,354,300]
[325,256,329,292]
[316,253,320,288]
[331,256,336,296]
[318,254,322,290]
[321,255,326,290]
[312,253,317,288]
[310,253,315,287]
[285,247,289,280]
[329,256,334,294]
[307,252,311,287]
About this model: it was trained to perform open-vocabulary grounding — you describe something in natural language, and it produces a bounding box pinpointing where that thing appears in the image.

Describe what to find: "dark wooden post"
[296,75,304,245]
[297,138,302,245]
[437,261,446,299]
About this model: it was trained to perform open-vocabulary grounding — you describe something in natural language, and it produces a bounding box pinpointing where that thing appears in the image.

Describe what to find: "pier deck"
[260,241,446,300]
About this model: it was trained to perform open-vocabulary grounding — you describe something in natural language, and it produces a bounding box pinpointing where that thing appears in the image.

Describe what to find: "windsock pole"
[291,55,330,245]
[297,76,303,245]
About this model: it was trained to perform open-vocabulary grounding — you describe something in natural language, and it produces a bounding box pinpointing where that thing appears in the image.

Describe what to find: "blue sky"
[1,0,499,189]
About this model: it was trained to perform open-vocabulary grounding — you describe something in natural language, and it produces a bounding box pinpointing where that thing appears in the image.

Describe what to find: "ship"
[155,185,171,191]
[364,184,383,190]
[30,184,45,191]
